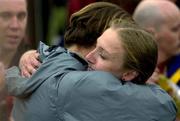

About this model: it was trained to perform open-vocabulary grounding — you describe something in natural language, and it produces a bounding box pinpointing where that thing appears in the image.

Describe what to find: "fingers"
[21,68,32,78]
[28,52,41,70]
[20,64,37,78]
[19,50,41,77]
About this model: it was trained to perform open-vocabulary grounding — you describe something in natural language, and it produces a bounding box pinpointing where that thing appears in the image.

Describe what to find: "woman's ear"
[122,71,139,81]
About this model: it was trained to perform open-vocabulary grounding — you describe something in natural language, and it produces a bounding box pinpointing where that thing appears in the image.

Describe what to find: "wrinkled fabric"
[6,42,177,121]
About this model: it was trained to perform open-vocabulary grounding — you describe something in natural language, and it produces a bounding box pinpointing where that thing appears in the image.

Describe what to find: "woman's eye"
[98,52,106,60]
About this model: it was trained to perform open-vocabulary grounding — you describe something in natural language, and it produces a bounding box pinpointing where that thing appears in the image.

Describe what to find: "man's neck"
[157,50,173,74]
[157,50,171,65]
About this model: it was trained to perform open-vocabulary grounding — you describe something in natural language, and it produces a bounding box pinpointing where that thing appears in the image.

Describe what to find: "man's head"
[133,0,180,64]
[64,2,134,57]
[0,0,27,52]
[86,20,158,84]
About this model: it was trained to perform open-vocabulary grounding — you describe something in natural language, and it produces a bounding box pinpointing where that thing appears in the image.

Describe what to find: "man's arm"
[5,42,87,98]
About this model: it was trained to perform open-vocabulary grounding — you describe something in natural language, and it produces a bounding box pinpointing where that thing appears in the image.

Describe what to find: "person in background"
[133,0,180,86]
[133,0,180,119]
[0,0,27,69]
[0,0,28,120]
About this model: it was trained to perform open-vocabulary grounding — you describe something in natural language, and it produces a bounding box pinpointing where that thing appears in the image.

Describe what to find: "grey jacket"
[6,42,177,121]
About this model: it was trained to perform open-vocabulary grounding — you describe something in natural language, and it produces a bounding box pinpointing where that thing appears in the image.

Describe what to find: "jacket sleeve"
[5,42,87,98]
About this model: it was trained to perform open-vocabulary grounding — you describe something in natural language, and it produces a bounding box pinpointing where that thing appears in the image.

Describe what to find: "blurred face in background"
[0,0,27,51]
[156,7,180,58]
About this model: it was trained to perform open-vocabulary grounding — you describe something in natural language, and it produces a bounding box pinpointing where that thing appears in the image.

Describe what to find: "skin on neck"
[68,44,95,58]
[157,49,170,64]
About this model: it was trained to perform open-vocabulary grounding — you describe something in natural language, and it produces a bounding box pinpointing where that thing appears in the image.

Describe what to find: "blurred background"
[26,0,179,48]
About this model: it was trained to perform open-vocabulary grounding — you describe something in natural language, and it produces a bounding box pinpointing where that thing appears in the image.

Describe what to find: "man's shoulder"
[57,71,122,96]
[62,71,120,85]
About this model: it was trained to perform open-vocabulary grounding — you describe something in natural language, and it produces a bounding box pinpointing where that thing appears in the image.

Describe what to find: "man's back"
[6,43,177,121]
[11,70,177,121]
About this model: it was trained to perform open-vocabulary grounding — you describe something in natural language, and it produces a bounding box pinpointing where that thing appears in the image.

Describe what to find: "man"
[0,0,28,120]
[133,0,180,84]
[133,0,180,119]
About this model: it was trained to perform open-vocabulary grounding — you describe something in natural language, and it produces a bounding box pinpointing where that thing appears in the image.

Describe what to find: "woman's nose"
[85,50,96,64]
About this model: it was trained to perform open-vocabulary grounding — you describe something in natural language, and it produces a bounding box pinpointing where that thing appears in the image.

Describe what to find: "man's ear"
[146,27,155,35]
[122,71,139,81]
[146,27,159,39]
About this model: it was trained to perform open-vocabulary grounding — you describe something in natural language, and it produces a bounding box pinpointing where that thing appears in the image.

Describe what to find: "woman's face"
[85,28,125,78]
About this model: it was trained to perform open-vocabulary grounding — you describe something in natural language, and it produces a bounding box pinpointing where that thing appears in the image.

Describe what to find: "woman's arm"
[5,42,87,98]
[19,50,41,78]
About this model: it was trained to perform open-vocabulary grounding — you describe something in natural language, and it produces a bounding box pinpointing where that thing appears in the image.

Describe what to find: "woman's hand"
[19,50,41,78]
